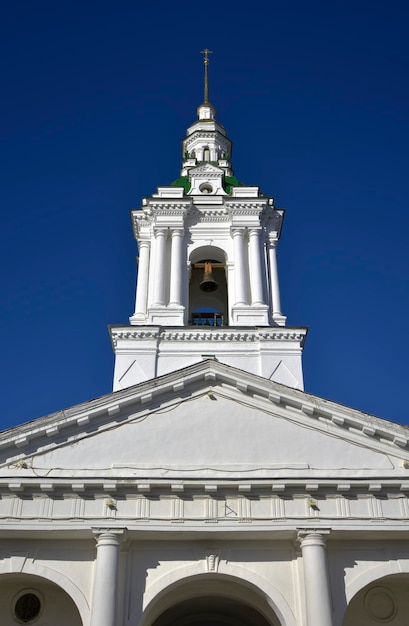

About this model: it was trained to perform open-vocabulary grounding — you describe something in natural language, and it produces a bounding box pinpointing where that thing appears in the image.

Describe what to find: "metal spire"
[200,48,213,104]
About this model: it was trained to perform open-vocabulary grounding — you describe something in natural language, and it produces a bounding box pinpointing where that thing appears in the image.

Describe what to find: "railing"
[189,313,225,327]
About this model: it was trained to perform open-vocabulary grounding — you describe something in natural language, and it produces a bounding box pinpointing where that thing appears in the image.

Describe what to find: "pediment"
[1,361,409,482]
[188,163,223,178]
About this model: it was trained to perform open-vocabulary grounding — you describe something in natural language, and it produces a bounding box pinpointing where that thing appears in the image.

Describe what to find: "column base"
[148,305,185,326]
[272,312,287,326]
[129,312,148,325]
[231,304,269,326]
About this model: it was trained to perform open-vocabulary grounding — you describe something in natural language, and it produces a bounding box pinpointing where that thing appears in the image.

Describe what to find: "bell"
[199,261,219,292]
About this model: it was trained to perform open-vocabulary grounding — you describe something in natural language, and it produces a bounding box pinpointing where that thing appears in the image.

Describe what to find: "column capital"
[231,227,245,237]
[91,527,127,545]
[154,227,168,236]
[170,227,184,237]
[138,239,151,249]
[297,528,331,548]
[268,233,279,247]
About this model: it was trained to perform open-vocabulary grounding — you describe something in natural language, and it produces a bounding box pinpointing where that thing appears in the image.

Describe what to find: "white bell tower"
[110,51,307,390]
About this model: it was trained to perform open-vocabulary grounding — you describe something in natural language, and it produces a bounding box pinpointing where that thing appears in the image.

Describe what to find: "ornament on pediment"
[189,164,224,177]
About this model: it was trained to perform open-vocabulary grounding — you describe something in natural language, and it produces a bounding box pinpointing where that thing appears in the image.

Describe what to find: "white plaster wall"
[29,394,395,472]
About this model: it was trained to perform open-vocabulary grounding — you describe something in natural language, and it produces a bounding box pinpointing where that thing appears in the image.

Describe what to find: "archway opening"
[343,573,409,626]
[152,596,274,626]
[189,247,228,326]
[144,575,283,626]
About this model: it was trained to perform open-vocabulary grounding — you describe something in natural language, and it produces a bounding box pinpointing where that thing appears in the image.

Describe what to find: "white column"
[134,241,150,316]
[298,530,333,626]
[169,228,184,306]
[90,529,125,626]
[268,236,282,315]
[152,228,167,305]
[232,228,249,305]
[248,228,265,305]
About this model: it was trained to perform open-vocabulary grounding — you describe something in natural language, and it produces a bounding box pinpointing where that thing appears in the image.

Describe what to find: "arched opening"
[203,147,210,162]
[152,596,274,626]
[144,576,283,626]
[0,573,83,626]
[189,247,228,327]
[343,573,409,625]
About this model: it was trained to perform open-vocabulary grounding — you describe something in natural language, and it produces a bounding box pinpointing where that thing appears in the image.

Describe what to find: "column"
[232,228,249,305]
[152,228,168,305]
[169,228,184,306]
[298,530,333,626]
[90,529,126,626]
[134,241,150,316]
[268,236,282,315]
[248,228,265,305]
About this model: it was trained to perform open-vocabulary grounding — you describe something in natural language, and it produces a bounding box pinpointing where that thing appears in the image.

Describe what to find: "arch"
[0,560,89,624]
[141,562,297,626]
[189,246,229,326]
[342,571,409,626]
[190,245,227,265]
[344,561,409,604]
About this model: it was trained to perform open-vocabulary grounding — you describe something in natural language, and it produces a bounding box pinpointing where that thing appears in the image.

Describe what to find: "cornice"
[149,203,190,212]
[1,477,409,532]
[227,202,266,212]
[110,327,307,346]
[186,212,230,223]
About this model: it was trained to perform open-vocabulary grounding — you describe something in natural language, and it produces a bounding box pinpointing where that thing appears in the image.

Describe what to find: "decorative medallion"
[364,586,397,622]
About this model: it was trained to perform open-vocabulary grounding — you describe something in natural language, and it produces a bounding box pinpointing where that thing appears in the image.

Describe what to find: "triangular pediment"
[1,361,409,484]
[188,163,223,178]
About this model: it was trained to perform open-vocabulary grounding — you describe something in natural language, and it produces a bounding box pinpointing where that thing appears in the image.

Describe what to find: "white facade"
[2,88,409,626]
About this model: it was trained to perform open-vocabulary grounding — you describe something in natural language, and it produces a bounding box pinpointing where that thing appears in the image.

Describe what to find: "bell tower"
[110,52,307,390]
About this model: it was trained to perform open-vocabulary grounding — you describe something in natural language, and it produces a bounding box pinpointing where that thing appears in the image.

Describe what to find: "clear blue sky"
[1,1,409,430]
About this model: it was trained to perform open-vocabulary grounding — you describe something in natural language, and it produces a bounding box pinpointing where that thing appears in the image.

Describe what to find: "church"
[1,53,409,626]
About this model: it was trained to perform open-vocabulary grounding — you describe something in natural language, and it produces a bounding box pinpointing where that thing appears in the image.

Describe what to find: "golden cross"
[200,48,213,103]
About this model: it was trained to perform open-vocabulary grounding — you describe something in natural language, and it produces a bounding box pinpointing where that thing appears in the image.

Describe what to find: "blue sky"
[1,1,409,429]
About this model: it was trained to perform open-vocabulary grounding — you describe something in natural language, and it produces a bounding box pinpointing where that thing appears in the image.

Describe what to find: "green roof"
[170,174,244,195]
[170,176,191,193]
[224,175,243,194]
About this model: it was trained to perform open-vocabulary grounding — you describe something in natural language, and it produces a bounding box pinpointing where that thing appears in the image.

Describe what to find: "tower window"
[203,147,210,161]
[199,183,213,194]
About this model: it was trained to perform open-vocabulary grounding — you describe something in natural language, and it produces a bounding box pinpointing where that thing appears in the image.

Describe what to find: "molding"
[110,327,307,347]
